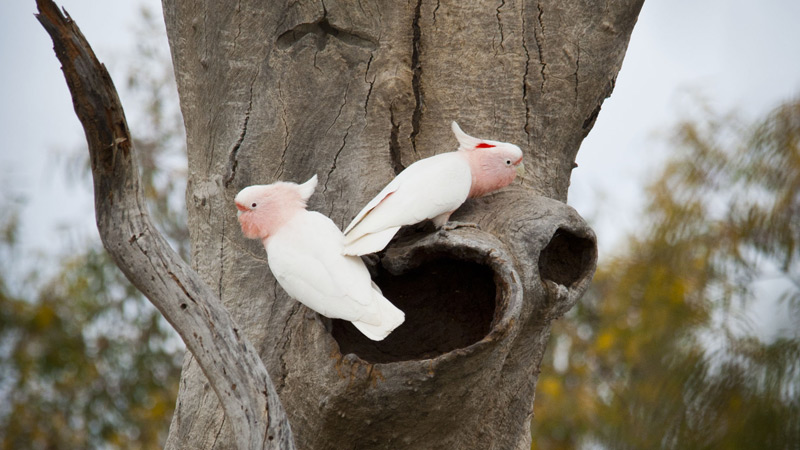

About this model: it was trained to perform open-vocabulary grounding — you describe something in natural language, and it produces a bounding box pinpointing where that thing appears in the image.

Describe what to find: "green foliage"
[0,240,181,449]
[532,99,800,449]
[0,6,185,449]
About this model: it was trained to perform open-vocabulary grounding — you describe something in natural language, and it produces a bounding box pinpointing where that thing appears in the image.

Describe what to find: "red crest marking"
[475,142,495,149]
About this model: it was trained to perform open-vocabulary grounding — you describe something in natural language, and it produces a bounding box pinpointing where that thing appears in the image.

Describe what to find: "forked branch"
[35,1,294,448]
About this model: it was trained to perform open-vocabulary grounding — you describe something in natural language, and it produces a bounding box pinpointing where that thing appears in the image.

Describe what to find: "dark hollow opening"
[331,257,496,363]
[538,228,596,287]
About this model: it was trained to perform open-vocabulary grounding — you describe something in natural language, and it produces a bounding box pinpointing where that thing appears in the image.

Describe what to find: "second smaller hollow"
[538,228,596,288]
[331,257,496,363]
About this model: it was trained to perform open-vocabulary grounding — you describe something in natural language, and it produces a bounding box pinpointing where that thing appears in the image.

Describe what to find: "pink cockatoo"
[343,121,525,256]
[235,175,405,341]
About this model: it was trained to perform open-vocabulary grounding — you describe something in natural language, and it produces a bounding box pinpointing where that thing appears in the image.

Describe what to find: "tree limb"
[35,1,294,448]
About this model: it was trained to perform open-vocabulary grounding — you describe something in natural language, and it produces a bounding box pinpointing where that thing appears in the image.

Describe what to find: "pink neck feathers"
[461,149,519,198]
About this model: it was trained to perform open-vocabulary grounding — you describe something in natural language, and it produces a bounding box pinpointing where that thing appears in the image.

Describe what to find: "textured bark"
[35,1,294,448]
[157,0,643,448]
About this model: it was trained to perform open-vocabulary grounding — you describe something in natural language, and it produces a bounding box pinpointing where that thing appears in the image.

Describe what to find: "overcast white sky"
[2,1,799,335]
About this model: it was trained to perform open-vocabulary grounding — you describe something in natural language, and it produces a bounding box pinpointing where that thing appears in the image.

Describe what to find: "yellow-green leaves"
[532,98,800,449]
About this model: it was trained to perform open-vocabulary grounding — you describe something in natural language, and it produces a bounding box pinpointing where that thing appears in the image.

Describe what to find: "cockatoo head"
[235,175,318,240]
[451,122,525,197]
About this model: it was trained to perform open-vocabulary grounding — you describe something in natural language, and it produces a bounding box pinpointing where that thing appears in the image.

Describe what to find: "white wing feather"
[350,288,405,341]
[267,211,404,339]
[343,152,472,255]
[341,226,401,257]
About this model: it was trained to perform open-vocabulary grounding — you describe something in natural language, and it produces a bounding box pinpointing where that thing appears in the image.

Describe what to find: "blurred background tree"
[3,4,799,449]
[0,8,186,449]
[532,98,800,449]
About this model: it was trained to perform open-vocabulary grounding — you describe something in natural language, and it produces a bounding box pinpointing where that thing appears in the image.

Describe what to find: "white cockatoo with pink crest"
[343,121,525,256]
[235,175,405,341]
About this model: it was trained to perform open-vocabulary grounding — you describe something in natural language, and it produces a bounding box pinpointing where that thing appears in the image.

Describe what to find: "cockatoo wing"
[343,178,401,235]
[350,288,405,341]
[341,226,401,257]
[267,211,405,341]
[268,212,381,322]
[343,152,472,255]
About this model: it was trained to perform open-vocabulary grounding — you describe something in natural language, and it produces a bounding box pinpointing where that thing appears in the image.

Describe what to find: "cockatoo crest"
[296,174,318,202]
[452,121,483,150]
[451,121,517,152]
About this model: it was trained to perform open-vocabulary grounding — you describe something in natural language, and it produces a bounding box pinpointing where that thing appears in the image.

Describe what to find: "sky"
[571,0,800,255]
[1,1,156,260]
[1,1,799,336]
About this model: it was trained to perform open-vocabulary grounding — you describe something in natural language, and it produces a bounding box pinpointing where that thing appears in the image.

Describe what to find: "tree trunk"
[162,0,642,448]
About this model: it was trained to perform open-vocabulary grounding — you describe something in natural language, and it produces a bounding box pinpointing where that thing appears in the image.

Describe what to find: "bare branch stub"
[461,191,599,323]
[35,1,294,448]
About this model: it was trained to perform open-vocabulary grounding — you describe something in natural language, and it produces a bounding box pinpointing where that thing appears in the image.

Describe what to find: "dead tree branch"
[35,1,294,448]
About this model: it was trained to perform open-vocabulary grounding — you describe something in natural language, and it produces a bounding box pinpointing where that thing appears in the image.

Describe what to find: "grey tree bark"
[159,0,642,449]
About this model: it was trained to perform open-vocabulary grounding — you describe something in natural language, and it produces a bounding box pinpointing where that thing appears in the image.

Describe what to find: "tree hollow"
[331,230,519,364]
[538,228,597,288]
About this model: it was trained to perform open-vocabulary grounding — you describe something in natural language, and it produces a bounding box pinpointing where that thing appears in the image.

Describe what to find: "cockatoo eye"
[505,160,511,165]
[251,203,257,208]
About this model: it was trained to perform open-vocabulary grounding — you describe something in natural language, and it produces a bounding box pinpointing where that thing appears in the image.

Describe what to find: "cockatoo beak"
[235,202,248,218]
[516,161,526,177]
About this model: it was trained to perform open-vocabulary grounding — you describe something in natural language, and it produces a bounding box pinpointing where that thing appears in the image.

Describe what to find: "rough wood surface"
[35,1,294,448]
[160,0,642,447]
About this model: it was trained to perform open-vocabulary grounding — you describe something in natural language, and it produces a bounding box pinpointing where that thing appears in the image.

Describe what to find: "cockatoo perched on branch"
[343,121,525,256]
[235,175,405,341]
